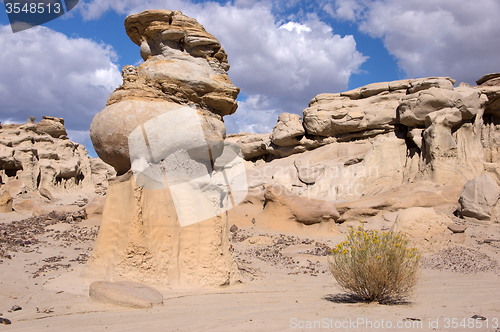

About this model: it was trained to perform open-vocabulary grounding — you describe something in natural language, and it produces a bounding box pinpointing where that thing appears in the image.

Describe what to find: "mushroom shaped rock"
[84,10,243,288]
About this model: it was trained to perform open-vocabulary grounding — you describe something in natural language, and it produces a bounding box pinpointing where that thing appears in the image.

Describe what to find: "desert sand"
[1,193,500,331]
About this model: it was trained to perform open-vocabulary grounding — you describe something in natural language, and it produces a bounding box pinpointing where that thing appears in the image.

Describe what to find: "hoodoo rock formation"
[83,10,241,287]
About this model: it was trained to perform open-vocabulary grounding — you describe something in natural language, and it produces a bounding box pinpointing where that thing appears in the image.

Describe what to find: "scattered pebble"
[0,209,89,260]
[0,318,11,325]
[232,230,330,276]
[423,246,498,273]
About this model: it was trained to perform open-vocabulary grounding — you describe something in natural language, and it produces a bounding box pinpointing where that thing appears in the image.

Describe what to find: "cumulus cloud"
[0,25,122,148]
[77,0,367,134]
[326,0,500,85]
[224,95,281,135]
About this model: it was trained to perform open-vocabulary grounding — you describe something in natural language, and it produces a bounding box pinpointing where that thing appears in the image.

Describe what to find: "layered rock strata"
[230,74,500,225]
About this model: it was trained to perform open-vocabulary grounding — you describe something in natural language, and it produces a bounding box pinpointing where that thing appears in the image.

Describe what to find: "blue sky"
[1,0,500,157]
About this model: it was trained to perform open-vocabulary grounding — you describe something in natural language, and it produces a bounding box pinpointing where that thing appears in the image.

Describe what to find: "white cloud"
[77,0,367,134]
[279,21,312,33]
[328,0,365,21]
[327,0,500,85]
[224,95,280,135]
[0,25,122,137]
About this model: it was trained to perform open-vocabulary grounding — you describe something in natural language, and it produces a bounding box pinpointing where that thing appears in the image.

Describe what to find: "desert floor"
[1,193,500,332]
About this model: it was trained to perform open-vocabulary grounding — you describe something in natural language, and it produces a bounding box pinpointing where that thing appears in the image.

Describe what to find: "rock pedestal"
[82,172,238,286]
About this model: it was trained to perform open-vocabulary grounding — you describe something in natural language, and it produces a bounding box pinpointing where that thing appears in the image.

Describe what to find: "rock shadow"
[322,293,412,305]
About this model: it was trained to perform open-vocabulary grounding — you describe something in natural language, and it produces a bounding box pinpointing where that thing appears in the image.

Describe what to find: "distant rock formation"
[84,10,240,287]
[229,73,500,226]
[0,116,115,199]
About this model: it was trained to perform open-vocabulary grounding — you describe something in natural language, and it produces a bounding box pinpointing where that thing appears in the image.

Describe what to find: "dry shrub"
[328,226,421,303]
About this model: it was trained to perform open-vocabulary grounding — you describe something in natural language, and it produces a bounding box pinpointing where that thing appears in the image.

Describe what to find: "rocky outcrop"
[35,116,67,138]
[230,73,500,225]
[84,10,241,288]
[0,119,115,198]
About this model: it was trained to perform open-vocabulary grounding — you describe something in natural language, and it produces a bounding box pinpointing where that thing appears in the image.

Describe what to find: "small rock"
[229,224,238,233]
[11,305,21,311]
[0,191,13,213]
[471,314,487,320]
[0,318,11,325]
[39,188,54,201]
[448,224,467,233]
[89,281,163,309]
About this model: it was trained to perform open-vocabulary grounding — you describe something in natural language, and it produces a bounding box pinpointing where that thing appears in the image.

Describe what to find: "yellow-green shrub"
[328,226,421,303]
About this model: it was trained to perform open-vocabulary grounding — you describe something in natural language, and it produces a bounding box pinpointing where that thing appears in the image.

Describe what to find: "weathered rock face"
[303,90,400,138]
[263,185,339,225]
[391,207,455,251]
[230,74,500,224]
[459,174,500,224]
[35,116,67,138]
[82,172,239,287]
[91,10,240,175]
[85,10,241,288]
[0,190,13,213]
[0,119,114,198]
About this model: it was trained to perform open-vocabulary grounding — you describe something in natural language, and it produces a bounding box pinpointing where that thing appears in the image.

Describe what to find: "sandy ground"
[1,195,500,331]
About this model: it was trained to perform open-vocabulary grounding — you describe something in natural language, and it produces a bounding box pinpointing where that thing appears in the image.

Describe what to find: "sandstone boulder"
[227,133,270,160]
[303,91,400,137]
[476,72,500,86]
[35,116,67,138]
[398,86,486,127]
[406,77,455,94]
[391,207,453,251]
[459,174,500,223]
[270,113,305,146]
[0,190,13,213]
